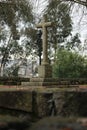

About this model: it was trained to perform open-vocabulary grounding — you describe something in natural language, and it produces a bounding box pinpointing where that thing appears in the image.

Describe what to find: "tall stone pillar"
[36,15,53,78]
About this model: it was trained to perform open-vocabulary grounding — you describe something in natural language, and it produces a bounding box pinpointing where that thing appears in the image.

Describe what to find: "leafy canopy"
[53,49,87,78]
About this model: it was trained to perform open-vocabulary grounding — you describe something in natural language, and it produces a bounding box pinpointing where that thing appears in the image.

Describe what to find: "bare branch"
[64,0,87,7]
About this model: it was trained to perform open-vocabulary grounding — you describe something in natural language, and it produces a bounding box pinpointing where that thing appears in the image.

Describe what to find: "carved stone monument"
[36,15,52,78]
[22,15,60,87]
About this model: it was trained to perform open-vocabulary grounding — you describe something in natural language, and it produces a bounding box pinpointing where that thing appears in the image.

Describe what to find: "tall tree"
[0,28,23,76]
[45,0,72,56]
[0,0,34,38]
[0,0,35,76]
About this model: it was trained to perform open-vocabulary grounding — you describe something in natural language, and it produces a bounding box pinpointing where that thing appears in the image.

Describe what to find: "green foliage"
[45,0,72,53]
[0,36,23,66]
[0,0,34,37]
[53,49,87,78]
[0,1,36,76]
[65,33,81,51]
[0,28,25,76]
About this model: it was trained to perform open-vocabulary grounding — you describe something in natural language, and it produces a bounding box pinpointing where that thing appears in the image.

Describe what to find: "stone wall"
[0,90,32,112]
[0,90,53,117]
[0,90,87,118]
[36,92,53,117]
[54,92,87,117]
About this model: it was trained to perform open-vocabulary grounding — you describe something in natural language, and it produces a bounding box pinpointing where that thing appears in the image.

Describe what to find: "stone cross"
[36,15,53,65]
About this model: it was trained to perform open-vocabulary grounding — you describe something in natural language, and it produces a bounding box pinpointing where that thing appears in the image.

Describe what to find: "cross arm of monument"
[36,22,53,28]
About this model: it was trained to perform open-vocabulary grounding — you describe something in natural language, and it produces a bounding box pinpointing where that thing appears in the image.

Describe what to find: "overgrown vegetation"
[53,49,87,78]
[0,0,87,78]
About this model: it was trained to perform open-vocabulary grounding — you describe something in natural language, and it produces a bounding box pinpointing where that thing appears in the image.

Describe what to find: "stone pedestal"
[38,64,52,78]
[22,64,53,87]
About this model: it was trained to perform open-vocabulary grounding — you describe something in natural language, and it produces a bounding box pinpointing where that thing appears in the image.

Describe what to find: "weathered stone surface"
[0,90,53,117]
[36,15,53,78]
[36,15,53,66]
[38,65,52,78]
[36,92,53,117]
[53,92,87,117]
[0,90,32,112]
[0,90,87,118]
[21,78,79,87]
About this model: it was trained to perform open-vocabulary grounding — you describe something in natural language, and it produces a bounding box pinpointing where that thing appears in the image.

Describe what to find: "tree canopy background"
[0,0,87,77]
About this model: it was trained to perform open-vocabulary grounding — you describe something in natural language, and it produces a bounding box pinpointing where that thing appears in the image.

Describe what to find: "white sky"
[71,4,87,43]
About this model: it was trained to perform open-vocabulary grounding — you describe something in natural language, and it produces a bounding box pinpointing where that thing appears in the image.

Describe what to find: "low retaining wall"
[54,92,87,117]
[0,90,53,117]
[0,90,87,117]
[0,90,32,112]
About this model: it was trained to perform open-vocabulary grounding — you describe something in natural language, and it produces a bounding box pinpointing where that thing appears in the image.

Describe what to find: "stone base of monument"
[38,64,52,78]
[22,78,60,87]
[22,64,63,87]
[21,77,78,88]
[21,65,78,87]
